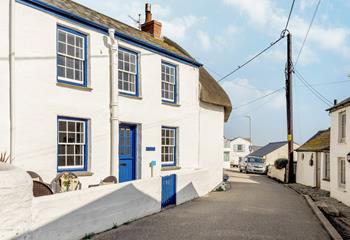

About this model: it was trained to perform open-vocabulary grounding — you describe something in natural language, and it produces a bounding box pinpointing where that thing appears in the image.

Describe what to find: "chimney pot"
[141,3,162,39]
[334,99,338,105]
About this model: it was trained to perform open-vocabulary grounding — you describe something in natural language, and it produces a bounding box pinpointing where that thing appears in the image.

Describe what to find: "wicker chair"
[33,180,53,197]
[27,171,43,182]
[50,172,82,193]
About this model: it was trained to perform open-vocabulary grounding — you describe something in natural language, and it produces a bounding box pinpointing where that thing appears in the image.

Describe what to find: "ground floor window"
[224,152,230,162]
[338,157,346,188]
[161,127,177,166]
[57,117,88,171]
[323,153,330,181]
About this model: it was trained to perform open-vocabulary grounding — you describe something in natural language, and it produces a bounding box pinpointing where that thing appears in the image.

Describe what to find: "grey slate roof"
[327,97,350,112]
[248,141,288,157]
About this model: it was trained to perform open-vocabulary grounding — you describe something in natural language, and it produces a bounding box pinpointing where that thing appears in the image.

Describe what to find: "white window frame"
[57,118,87,171]
[338,111,346,143]
[236,144,244,152]
[57,27,86,85]
[118,48,138,95]
[161,62,177,103]
[224,152,230,162]
[161,127,177,166]
[323,153,330,181]
[338,157,346,188]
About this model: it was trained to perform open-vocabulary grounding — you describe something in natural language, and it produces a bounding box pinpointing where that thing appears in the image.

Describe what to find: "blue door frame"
[119,124,136,183]
[161,174,176,208]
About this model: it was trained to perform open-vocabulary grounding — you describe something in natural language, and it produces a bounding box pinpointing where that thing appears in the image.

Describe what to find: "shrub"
[0,152,10,163]
[274,158,288,169]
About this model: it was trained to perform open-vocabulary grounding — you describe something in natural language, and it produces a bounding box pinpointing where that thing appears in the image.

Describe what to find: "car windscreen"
[247,158,264,163]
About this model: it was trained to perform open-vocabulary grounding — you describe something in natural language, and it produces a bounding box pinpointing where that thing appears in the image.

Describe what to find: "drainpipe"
[108,29,119,177]
[9,0,15,163]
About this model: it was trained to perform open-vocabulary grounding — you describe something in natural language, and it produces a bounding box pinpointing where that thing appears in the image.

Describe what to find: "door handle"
[120,163,127,167]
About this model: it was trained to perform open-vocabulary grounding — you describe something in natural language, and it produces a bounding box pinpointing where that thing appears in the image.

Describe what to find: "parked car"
[240,157,266,174]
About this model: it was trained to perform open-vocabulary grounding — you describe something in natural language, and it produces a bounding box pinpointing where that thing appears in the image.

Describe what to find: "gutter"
[108,29,119,176]
[9,0,15,163]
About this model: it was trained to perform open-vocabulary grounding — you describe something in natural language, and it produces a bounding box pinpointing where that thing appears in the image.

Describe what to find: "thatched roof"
[199,67,232,121]
[296,129,330,152]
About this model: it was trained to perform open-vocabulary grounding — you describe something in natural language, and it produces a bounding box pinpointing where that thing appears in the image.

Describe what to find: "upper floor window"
[224,152,230,162]
[161,127,177,166]
[236,144,244,152]
[161,62,177,103]
[57,26,87,86]
[57,117,88,171]
[118,48,138,96]
[339,111,346,143]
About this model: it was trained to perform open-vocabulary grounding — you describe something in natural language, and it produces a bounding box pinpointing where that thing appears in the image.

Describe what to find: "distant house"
[296,129,330,191]
[223,137,251,168]
[248,141,299,167]
[327,98,350,206]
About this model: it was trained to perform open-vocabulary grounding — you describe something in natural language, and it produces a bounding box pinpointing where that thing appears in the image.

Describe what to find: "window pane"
[67,34,75,45]
[59,121,67,131]
[58,31,66,42]
[67,68,74,79]
[58,145,66,154]
[58,43,66,54]
[67,156,74,166]
[59,132,67,143]
[58,156,66,167]
[68,133,75,143]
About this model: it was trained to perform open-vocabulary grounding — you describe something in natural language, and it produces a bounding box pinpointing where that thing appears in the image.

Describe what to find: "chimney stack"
[334,99,338,105]
[141,3,162,39]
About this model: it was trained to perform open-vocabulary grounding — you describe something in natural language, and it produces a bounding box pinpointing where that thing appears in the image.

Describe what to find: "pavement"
[93,170,330,240]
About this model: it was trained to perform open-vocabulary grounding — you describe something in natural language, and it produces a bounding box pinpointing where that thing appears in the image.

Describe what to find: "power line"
[294,0,321,67]
[233,87,285,110]
[217,36,284,83]
[285,0,296,30]
[294,70,332,106]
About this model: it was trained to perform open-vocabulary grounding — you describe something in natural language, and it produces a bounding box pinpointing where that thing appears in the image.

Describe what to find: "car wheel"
[239,169,242,172]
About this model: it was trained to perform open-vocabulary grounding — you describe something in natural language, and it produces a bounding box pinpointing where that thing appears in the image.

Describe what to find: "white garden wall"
[267,165,285,182]
[296,152,316,187]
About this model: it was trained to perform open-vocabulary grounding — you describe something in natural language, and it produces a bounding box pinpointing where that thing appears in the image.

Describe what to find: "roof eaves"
[18,0,202,67]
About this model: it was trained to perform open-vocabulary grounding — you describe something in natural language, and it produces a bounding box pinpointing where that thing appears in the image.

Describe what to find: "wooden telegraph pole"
[286,32,295,183]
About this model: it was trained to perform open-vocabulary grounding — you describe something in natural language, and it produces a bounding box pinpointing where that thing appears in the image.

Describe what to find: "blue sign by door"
[161,174,176,208]
[119,124,136,183]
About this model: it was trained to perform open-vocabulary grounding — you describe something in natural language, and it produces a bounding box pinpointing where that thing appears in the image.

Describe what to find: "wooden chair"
[27,171,43,182]
[33,180,53,197]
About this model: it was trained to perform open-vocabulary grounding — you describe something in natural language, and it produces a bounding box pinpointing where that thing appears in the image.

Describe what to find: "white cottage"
[327,98,350,206]
[223,137,251,168]
[296,129,330,191]
[0,0,232,191]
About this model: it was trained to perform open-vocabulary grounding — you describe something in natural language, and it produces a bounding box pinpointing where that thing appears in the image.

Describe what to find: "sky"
[75,0,350,146]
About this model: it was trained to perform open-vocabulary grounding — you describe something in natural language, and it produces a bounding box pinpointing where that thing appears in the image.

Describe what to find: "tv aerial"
[128,14,142,30]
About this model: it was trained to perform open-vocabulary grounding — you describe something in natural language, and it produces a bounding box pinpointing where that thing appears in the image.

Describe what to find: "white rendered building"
[0,0,232,191]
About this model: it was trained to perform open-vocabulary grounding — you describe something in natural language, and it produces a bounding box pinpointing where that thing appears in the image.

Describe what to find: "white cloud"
[162,15,206,42]
[197,30,211,50]
[222,0,350,58]
[221,78,285,116]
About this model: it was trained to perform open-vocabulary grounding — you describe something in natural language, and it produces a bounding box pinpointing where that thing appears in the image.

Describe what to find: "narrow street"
[94,170,330,240]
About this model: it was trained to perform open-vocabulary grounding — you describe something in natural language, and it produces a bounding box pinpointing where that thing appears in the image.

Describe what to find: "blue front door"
[119,124,136,183]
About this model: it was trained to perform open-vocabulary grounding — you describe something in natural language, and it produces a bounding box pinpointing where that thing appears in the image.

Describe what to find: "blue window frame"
[118,48,139,96]
[57,25,88,87]
[57,116,88,172]
[161,61,177,104]
[161,127,177,167]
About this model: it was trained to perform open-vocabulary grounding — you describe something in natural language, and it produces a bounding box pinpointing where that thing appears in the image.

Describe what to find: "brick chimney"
[141,3,162,39]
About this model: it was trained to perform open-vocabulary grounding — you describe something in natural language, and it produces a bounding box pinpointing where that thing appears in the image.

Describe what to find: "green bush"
[274,158,288,169]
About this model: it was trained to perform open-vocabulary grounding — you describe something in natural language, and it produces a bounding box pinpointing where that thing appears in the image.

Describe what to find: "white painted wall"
[296,151,316,187]
[330,106,350,206]
[0,163,33,240]
[264,143,299,167]
[199,102,224,190]
[0,0,10,153]
[8,2,210,187]
[30,177,161,240]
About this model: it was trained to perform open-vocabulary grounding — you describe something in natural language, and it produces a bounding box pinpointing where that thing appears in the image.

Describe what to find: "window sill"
[56,82,93,91]
[161,166,181,171]
[119,93,142,100]
[322,178,330,182]
[74,171,94,177]
[162,101,181,107]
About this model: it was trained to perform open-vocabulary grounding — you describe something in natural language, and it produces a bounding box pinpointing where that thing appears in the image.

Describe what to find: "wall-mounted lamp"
[347,152,350,163]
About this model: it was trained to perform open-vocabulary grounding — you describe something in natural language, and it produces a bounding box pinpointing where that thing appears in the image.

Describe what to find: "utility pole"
[286,32,295,183]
